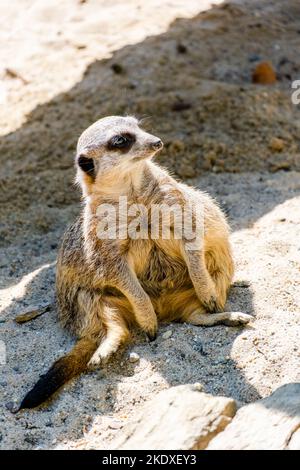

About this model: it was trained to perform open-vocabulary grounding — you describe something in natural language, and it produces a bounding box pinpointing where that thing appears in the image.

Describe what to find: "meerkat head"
[75,116,163,191]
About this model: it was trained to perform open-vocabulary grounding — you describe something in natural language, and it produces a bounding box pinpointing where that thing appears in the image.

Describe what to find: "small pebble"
[192,382,204,392]
[252,61,276,84]
[162,330,172,340]
[108,420,123,430]
[129,352,140,363]
[5,401,19,414]
[269,137,285,152]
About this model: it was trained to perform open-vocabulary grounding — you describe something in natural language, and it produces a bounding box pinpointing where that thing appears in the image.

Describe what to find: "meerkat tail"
[19,336,99,410]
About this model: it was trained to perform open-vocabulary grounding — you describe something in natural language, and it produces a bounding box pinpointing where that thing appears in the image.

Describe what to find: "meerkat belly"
[127,239,191,298]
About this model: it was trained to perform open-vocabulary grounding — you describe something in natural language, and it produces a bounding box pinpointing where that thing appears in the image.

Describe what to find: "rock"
[269,137,285,152]
[252,61,276,84]
[207,383,300,450]
[128,352,140,363]
[162,330,172,340]
[108,420,123,430]
[5,401,19,414]
[14,303,52,323]
[112,385,236,450]
[191,382,204,392]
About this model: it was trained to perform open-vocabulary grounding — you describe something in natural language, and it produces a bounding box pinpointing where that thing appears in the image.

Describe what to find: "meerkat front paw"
[135,307,158,341]
[144,321,158,342]
[196,281,223,313]
[222,312,253,326]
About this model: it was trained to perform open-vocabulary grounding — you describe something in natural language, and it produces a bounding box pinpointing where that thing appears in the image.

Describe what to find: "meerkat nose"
[151,139,163,150]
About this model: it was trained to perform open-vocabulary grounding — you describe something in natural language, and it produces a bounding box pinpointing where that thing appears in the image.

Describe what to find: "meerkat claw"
[146,331,157,342]
[88,353,102,368]
[202,296,220,313]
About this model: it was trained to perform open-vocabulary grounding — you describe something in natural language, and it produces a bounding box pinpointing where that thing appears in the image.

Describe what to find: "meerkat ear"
[77,154,96,179]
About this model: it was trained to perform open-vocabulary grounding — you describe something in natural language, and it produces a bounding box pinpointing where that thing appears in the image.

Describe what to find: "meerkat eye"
[113,135,127,147]
[108,133,136,151]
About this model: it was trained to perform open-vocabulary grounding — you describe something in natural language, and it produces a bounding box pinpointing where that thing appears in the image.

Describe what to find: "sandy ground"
[0,0,300,450]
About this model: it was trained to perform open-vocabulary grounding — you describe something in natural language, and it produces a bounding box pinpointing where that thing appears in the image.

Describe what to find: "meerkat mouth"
[132,153,154,162]
[132,145,163,162]
[133,156,147,161]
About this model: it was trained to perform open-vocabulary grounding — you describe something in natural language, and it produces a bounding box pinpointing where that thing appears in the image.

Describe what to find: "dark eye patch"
[77,155,95,179]
[107,133,136,152]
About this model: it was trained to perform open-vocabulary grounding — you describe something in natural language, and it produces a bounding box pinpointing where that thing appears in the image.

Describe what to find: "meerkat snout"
[149,139,163,150]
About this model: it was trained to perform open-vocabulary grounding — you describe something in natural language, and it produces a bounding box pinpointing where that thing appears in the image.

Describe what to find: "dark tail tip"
[19,361,71,410]
[19,337,98,410]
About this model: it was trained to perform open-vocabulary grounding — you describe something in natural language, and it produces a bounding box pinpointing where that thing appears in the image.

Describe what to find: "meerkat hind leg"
[88,307,130,367]
[88,323,129,366]
[187,310,252,327]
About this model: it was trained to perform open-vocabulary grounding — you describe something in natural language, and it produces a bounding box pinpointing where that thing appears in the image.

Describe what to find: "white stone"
[129,352,140,363]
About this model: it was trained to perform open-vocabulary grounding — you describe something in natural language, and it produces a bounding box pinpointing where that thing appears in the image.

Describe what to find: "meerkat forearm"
[110,265,158,340]
[88,306,130,367]
[182,246,220,313]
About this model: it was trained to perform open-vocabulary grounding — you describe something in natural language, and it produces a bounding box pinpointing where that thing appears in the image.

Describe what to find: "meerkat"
[20,116,251,409]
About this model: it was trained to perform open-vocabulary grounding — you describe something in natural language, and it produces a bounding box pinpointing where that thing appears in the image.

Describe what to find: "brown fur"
[20,116,251,409]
